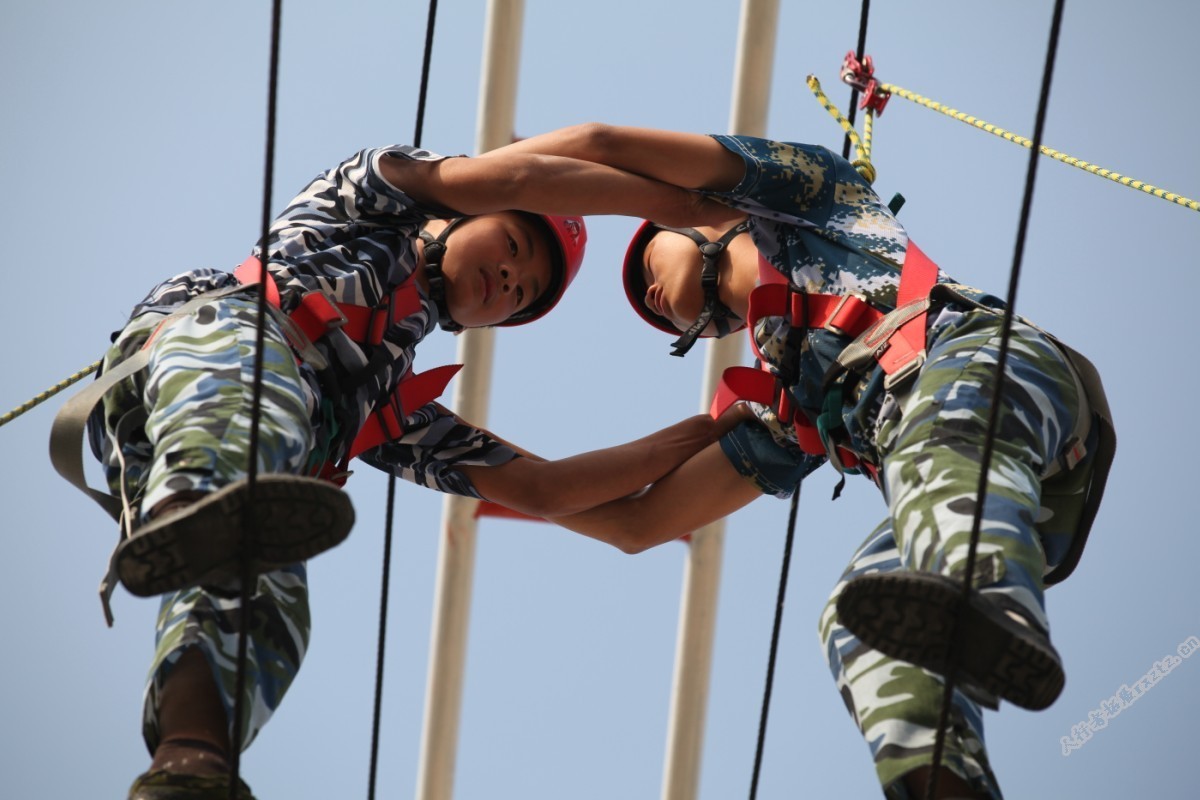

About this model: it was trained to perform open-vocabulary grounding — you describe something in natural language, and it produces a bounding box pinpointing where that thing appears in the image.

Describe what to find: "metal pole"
[415,2,525,798]
[660,2,779,799]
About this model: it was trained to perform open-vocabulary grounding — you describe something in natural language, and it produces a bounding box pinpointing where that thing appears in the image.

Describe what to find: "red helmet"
[424,213,587,332]
[623,220,682,335]
[503,213,587,327]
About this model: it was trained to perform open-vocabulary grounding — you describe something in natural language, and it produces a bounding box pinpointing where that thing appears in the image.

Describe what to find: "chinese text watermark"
[1060,634,1199,756]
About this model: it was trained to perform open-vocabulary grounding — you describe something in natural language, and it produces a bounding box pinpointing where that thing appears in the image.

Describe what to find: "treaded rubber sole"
[835,571,1064,711]
[116,475,355,598]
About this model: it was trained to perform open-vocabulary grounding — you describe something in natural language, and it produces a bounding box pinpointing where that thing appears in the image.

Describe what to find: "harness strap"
[709,365,867,474]
[234,256,423,347]
[348,363,463,461]
[231,258,463,477]
[745,283,883,364]
[658,221,750,357]
[419,220,466,333]
[711,241,941,474]
[878,241,938,384]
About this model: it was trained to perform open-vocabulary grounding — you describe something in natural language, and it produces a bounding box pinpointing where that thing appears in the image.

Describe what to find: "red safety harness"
[233,257,462,485]
[709,242,940,478]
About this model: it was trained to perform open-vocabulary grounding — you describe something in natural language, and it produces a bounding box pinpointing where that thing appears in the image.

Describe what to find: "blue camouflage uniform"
[709,135,1098,799]
[94,146,519,754]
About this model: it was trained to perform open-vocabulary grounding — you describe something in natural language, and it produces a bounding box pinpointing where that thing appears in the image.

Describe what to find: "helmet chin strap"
[420,218,464,332]
[654,220,750,357]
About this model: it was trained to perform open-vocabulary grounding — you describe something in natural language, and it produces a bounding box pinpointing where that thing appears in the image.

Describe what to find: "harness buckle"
[882,351,925,390]
[824,292,870,337]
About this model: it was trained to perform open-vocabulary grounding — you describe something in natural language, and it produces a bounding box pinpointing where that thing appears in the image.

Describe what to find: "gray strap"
[836,297,933,374]
[49,348,151,522]
[49,285,253,522]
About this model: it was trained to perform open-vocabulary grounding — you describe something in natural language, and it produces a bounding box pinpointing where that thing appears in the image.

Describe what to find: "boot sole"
[835,571,1064,711]
[116,475,355,597]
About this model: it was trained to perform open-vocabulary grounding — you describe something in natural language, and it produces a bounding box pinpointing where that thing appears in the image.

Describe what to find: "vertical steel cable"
[368,476,399,798]
[230,0,285,797]
[748,484,801,800]
[925,1,1066,796]
[368,1,439,797]
[841,0,871,160]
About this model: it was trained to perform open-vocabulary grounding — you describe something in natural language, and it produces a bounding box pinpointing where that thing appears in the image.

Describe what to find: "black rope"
[749,483,801,800]
[230,0,285,797]
[841,0,871,160]
[367,1,439,796]
[925,1,1067,797]
[367,475,398,798]
[413,0,439,150]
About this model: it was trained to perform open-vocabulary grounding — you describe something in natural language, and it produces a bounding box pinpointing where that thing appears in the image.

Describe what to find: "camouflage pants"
[99,294,316,753]
[820,310,1083,798]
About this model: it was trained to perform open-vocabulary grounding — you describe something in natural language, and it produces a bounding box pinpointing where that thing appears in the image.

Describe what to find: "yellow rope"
[881,82,1200,213]
[806,75,877,185]
[0,359,101,428]
[861,105,875,161]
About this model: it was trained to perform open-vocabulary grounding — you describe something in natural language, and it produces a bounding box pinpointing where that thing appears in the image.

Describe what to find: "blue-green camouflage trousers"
[820,310,1084,799]
[99,294,316,754]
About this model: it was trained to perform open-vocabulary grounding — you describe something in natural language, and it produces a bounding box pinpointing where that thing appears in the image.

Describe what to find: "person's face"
[440,212,555,328]
[641,230,710,334]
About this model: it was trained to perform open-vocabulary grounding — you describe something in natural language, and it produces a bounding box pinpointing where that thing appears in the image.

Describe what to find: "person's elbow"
[615,536,656,556]
[595,507,689,556]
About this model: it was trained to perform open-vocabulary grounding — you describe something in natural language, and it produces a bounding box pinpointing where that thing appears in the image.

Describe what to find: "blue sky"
[2,1,1198,798]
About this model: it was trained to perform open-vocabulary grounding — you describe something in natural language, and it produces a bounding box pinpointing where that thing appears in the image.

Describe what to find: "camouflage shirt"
[124,146,515,497]
[711,135,1003,497]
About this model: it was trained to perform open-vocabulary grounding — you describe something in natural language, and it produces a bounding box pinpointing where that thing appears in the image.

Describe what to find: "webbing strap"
[710,366,826,456]
[875,240,938,382]
[745,284,882,364]
[50,349,148,522]
[234,256,423,346]
[348,363,463,460]
[49,285,253,522]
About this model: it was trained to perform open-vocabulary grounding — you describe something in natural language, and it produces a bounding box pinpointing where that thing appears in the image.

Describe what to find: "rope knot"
[852,159,877,185]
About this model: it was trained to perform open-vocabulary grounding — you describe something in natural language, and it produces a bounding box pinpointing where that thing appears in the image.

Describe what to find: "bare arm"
[379,147,732,229]
[487,123,747,193]
[458,406,752,518]
[549,441,764,554]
